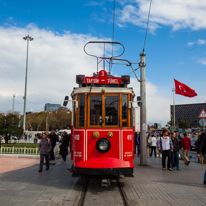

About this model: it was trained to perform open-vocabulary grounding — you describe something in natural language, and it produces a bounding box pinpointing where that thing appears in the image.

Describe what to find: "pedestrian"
[59,132,69,162]
[134,132,138,154]
[38,133,52,172]
[137,133,140,157]
[171,131,182,171]
[150,134,157,157]
[196,132,206,184]
[48,129,58,160]
[182,132,191,165]
[157,129,173,171]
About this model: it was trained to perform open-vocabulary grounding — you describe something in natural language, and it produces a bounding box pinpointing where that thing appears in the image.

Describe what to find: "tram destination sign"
[76,70,130,85]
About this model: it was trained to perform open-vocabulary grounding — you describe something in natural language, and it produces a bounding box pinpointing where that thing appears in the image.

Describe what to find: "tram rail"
[75,178,130,206]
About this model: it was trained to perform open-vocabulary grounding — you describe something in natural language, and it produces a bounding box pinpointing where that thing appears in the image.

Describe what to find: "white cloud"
[198,58,206,65]
[130,77,171,126]
[118,0,206,31]
[187,42,194,46]
[0,24,111,113]
[197,39,206,45]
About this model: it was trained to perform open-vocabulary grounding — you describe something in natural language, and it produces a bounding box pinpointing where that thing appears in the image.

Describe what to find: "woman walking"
[59,132,69,162]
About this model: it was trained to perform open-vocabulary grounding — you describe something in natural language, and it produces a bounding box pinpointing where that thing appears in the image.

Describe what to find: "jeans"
[171,151,179,168]
[150,146,156,157]
[137,144,140,156]
[40,154,49,170]
[162,150,171,169]
[50,145,55,160]
[203,154,206,182]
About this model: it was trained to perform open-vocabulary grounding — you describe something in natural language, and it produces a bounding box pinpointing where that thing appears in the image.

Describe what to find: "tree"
[178,120,190,130]
[0,113,23,143]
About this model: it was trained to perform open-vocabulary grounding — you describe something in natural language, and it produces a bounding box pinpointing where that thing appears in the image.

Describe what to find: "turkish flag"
[174,79,197,97]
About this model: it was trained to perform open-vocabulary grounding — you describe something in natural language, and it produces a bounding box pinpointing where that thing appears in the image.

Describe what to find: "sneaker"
[177,168,181,171]
[168,168,173,171]
[187,161,190,165]
[171,167,175,170]
[162,168,165,170]
[46,167,49,170]
[39,169,42,172]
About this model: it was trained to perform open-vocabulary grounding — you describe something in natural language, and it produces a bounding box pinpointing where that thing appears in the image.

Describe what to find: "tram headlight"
[96,138,111,153]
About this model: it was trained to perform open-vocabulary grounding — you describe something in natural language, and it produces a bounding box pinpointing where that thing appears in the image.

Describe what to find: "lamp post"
[22,35,33,132]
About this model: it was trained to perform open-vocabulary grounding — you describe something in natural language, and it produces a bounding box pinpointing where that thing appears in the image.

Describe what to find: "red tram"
[67,41,136,178]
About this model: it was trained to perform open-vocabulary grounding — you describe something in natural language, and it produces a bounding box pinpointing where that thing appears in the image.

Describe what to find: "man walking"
[182,133,191,165]
[48,129,58,160]
[197,132,206,184]
[38,133,52,172]
[157,129,173,171]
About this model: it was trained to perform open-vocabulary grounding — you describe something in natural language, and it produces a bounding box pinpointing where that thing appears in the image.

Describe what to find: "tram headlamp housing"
[96,138,111,153]
[121,75,130,84]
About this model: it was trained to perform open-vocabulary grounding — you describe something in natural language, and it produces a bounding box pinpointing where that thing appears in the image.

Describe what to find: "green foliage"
[0,114,23,140]
[25,106,71,131]
[2,143,39,148]
[178,120,190,130]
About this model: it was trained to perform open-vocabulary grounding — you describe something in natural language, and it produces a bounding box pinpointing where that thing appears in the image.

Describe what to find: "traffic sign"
[199,109,206,118]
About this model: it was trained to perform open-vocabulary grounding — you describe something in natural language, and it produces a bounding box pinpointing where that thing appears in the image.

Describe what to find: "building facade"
[170,103,206,128]
[45,103,61,111]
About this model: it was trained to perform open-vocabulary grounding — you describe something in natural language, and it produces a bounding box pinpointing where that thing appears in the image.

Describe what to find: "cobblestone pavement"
[0,155,205,206]
[123,156,206,206]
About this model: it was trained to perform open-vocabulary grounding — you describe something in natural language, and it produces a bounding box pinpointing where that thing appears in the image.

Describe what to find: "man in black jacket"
[197,132,206,184]
[48,129,58,160]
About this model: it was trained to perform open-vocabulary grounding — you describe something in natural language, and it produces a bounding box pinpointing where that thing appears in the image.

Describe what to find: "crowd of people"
[38,129,70,172]
[135,129,206,184]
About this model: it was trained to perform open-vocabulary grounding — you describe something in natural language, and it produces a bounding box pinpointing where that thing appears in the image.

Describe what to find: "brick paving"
[0,157,39,173]
[0,155,205,206]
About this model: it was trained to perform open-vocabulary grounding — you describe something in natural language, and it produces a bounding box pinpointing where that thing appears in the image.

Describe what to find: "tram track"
[75,178,130,206]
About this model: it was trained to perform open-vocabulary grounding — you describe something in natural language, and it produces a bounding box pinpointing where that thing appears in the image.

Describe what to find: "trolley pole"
[139,52,147,166]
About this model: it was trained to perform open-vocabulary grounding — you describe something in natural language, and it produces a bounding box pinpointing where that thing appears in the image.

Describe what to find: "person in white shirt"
[149,134,157,157]
[157,129,174,171]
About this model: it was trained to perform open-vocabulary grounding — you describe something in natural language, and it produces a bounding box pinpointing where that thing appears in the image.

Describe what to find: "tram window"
[122,94,128,127]
[79,94,85,127]
[73,95,76,127]
[105,96,118,125]
[90,96,102,125]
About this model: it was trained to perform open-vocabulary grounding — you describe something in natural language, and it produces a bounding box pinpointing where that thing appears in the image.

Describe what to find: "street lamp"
[22,35,33,132]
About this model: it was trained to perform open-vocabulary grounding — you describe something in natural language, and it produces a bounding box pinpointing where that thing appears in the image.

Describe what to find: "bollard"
[201,153,204,165]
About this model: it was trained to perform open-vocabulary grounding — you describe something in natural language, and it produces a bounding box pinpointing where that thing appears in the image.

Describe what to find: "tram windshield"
[74,93,132,128]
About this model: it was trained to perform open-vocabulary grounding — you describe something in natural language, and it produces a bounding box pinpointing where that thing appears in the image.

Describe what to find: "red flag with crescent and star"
[174,79,197,98]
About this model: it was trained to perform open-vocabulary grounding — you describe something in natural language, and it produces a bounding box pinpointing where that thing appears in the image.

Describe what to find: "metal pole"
[12,94,15,114]
[22,35,33,131]
[172,82,175,129]
[139,52,147,166]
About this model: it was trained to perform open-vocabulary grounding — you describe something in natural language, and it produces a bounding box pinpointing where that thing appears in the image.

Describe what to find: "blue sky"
[0,0,206,126]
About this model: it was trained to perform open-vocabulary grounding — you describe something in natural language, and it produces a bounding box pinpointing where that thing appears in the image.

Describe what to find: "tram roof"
[71,87,135,97]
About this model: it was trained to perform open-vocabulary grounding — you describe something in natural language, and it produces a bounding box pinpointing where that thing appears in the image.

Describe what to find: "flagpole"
[172,79,175,130]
